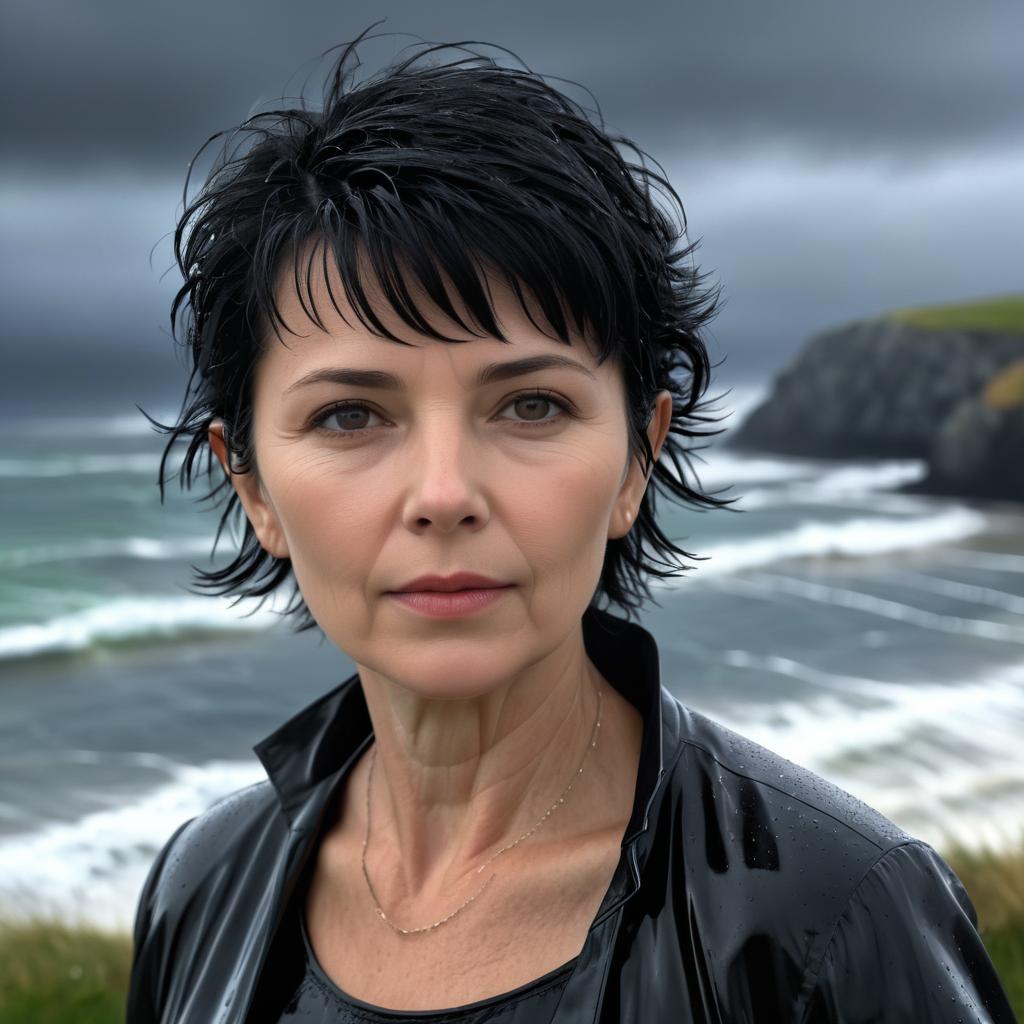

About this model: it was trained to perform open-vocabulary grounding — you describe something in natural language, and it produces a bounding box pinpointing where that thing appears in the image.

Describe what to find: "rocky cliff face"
[918,361,1024,502]
[725,316,1024,502]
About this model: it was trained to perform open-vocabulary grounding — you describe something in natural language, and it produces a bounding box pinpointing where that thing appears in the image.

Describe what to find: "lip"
[387,586,513,619]
[388,572,509,594]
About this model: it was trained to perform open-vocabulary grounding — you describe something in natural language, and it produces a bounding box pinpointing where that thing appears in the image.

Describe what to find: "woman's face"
[211,255,672,699]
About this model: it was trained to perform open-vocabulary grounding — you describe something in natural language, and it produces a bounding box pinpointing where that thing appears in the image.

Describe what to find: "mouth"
[389,573,511,594]
[386,585,514,619]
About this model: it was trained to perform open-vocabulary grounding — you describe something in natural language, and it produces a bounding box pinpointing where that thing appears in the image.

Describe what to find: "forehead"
[255,239,609,380]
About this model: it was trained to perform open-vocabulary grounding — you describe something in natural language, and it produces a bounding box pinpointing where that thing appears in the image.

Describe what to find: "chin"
[376,642,535,700]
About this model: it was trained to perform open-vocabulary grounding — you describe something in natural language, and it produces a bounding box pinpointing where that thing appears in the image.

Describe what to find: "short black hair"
[145,26,739,633]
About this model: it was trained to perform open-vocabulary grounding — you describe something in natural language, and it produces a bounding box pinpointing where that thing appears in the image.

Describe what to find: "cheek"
[504,445,624,597]
[267,453,389,609]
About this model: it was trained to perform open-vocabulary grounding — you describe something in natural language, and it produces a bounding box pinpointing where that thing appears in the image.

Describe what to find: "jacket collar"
[246,606,670,1024]
[254,605,668,862]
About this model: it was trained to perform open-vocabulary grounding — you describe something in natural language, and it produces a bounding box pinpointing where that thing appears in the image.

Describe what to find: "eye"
[308,390,574,438]
[495,390,573,427]
[309,402,387,436]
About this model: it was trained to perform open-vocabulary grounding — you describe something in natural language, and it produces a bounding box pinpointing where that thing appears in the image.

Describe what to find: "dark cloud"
[3,1,1022,412]
[4,0,1023,172]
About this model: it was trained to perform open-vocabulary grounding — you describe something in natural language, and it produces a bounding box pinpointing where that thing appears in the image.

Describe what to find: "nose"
[400,416,490,534]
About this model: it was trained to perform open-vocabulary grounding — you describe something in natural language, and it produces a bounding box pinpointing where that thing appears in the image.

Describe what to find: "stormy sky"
[2,0,1022,415]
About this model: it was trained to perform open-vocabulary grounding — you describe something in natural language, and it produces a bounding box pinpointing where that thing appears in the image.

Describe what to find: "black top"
[275,914,576,1023]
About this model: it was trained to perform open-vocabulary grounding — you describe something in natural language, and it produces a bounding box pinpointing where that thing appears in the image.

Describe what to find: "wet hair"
[145,25,739,634]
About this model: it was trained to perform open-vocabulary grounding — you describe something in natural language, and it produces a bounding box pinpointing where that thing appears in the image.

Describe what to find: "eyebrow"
[283,354,598,395]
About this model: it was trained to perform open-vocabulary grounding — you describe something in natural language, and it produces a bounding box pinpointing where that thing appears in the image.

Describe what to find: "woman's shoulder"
[650,698,1016,1018]
[665,695,914,857]
[140,778,284,918]
[656,694,925,966]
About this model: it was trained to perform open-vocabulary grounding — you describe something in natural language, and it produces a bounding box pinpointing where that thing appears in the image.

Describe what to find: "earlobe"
[207,420,290,560]
[608,502,636,541]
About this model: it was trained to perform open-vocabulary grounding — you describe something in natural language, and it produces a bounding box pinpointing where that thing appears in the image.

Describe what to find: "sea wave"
[2,411,178,439]
[0,758,264,930]
[733,461,930,510]
[715,654,1024,856]
[0,535,225,569]
[2,509,992,661]
[0,453,164,478]
[938,549,1024,574]
[668,505,991,580]
[0,596,285,662]
[691,451,929,507]
[711,571,1024,644]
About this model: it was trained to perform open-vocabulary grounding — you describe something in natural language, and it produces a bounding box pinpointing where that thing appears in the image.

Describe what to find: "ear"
[608,391,673,540]
[208,419,290,559]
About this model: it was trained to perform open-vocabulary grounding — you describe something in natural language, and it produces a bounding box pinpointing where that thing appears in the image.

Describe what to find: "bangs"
[248,164,627,367]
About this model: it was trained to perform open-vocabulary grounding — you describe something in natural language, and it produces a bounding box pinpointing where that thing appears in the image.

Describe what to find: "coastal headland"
[726,295,1024,504]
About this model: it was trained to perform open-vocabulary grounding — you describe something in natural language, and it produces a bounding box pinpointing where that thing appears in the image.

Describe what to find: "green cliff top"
[888,294,1024,334]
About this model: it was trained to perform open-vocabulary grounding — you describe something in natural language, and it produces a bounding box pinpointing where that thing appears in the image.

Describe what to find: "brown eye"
[514,396,553,421]
[498,391,571,426]
[311,402,385,435]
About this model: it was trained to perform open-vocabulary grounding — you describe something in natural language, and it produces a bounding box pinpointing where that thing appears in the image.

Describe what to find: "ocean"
[1,384,1022,930]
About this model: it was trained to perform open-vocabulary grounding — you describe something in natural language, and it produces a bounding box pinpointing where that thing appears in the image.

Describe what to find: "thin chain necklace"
[362,677,603,935]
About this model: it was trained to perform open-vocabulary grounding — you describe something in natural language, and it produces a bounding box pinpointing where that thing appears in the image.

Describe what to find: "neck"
[355,624,603,903]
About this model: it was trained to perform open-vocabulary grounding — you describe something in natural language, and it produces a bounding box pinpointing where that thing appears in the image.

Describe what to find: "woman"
[128,30,1014,1024]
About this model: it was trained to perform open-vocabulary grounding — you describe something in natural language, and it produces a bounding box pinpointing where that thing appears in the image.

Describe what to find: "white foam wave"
[0,535,225,569]
[713,654,1024,855]
[0,453,163,478]
[2,411,177,439]
[668,505,991,580]
[691,451,825,490]
[729,460,930,510]
[0,759,265,930]
[0,595,285,661]
[713,571,1024,644]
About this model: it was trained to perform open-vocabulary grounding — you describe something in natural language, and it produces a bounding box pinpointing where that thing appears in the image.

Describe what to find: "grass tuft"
[0,919,131,1024]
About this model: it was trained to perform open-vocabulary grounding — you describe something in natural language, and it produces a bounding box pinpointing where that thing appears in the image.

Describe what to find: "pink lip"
[389,572,508,594]
[387,587,513,619]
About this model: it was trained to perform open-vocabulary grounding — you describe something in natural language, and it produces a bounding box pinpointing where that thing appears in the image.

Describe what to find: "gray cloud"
[4,1,1023,172]
[3,1,1022,414]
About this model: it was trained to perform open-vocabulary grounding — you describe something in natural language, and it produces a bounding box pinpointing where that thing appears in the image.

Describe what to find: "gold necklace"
[361,677,603,935]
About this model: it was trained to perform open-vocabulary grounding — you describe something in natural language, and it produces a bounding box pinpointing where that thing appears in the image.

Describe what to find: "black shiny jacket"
[126,607,1016,1023]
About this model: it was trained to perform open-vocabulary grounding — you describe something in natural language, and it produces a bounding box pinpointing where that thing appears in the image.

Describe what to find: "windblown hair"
[145,26,740,633]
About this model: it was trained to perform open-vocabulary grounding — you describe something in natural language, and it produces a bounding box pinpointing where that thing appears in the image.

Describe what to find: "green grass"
[0,920,131,1024]
[943,836,1024,1014]
[888,293,1024,334]
[1,836,1022,1021]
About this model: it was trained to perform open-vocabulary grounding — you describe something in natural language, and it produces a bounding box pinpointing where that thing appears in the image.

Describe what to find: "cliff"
[725,296,1024,503]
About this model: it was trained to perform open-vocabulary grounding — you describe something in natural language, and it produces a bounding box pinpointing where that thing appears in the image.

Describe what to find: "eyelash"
[308,390,574,438]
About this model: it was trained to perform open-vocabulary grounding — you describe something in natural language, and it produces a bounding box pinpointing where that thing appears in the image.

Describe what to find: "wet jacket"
[126,606,1015,1023]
